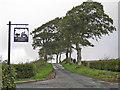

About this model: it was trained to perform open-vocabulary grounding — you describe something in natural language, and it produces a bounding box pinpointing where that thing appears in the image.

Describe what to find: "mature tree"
[59,10,94,64]
[51,30,68,63]
[60,1,116,65]
[31,17,62,62]
[31,1,116,65]
[58,16,75,64]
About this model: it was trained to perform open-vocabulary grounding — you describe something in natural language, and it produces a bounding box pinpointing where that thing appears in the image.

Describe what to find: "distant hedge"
[82,59,120,72]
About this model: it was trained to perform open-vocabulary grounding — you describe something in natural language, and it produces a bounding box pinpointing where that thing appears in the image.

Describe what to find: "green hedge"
[0,63,2,88]
[32,58,45,72]
[2,63,16,88]
[1,59,45,88]
[13,63,36,79]
[82,61,88,66]
[13,58,45,79]
[88,59,120,72]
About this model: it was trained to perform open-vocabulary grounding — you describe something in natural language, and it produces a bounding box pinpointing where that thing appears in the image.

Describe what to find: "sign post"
[8,21,11,65]
[7,21,29,65]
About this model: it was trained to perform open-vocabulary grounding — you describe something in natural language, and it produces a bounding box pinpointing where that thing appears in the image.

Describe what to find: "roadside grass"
[60,61,120,83]
[15,63,52,81]
[0,63,2,78]
[0,63,2,73]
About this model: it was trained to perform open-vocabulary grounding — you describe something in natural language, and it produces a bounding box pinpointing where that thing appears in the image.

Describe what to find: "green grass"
[60,61,120,83]
[15,63,52,81]
[0,69,1,76]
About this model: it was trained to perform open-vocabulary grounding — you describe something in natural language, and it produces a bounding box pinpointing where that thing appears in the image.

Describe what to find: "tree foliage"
[66,2,116,40]
[59,1,116,65]
[31,17,63,61]
[31,1,116,64]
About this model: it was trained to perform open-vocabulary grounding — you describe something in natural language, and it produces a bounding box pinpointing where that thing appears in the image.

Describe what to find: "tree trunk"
[44,49,47,62]
[59,53,61,63]
[65,49,69,63]
[76,43,82,65]
[44,54,47,61]
[43,52,47,65]
[69,46,72,64]
[56,54,59,64]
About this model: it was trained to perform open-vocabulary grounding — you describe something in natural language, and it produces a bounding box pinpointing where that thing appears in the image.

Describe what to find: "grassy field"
[15,63,52,81]
[60,61,120,83]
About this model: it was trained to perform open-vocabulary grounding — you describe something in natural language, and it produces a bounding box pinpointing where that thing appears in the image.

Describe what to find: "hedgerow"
[82,59,120,72]
[13,63,36,79]
[2,63,16,89]
[13,58,45,79]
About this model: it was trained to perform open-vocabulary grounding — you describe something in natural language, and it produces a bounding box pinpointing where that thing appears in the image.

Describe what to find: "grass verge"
[60,61,120,83]
[15,63,52,81]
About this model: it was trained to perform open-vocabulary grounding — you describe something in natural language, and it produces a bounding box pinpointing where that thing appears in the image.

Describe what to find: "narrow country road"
[16,63,119,89]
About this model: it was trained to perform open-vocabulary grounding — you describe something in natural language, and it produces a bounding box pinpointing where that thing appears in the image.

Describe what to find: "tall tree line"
[31,1,116,65]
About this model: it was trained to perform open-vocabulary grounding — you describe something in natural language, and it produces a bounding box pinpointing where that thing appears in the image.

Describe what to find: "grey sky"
[0,0,119,63]
[118,1,120,58]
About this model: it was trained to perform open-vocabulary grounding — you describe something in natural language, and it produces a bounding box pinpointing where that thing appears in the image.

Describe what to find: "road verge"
[60,61,120,83]
[14,63,56,84]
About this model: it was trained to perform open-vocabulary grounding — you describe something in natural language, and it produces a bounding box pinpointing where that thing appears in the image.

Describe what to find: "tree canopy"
[31,1,116,64]
[59,1,116,65]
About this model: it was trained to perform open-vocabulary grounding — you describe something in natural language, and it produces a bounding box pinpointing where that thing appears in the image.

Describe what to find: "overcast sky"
[0,0,119,64]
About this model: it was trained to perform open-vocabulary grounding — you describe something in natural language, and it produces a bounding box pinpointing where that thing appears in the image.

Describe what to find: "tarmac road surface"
[16,63,119,89]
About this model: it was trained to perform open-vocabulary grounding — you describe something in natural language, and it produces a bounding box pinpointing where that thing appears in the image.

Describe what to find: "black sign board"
[14,27,29,42]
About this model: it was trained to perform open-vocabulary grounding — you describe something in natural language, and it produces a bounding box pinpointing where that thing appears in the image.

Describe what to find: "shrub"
[2,63,16,88]
[32,58,45,72]
[63,58,74,64]
[0,63,2,88]
[14,63,36,79]
[89,59,120,72]
[13,58,45,79]
[82,61,88,66]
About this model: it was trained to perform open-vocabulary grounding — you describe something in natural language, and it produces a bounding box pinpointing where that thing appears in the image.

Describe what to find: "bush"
[13,58,45,79]
[82,61,88,66]
[63,58,74,64]
[89,59,120,72]
[2,63,16,88]
[32,58,45,72]
[14,63,36,79]
[0,63,2,88]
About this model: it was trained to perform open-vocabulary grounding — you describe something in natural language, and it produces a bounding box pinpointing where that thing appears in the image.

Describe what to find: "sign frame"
[7,21,29,65]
